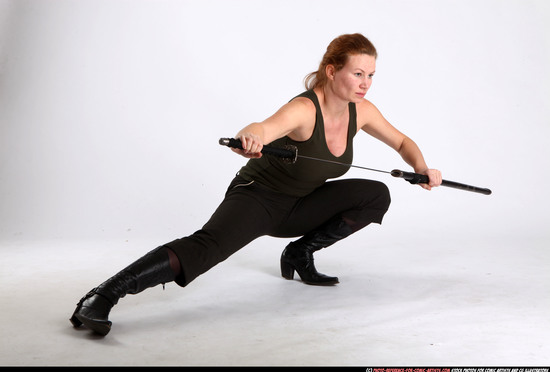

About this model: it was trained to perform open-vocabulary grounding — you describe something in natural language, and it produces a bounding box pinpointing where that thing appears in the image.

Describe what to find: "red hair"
[304,33,378,90]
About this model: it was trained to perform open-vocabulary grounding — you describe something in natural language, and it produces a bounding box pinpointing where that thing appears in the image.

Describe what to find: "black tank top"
[238,90,357,197]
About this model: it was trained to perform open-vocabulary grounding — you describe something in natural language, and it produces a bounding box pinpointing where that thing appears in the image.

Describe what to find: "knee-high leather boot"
[70,246,177,336]
[280,216,353,286]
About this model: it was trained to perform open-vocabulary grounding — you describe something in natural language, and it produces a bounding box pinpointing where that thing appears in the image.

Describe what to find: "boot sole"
[281,259,339,286]
[74,313,112,336]
[302,279,339,286]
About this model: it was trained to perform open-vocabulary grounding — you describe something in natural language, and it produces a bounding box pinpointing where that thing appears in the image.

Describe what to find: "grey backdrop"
[0,0,548,245]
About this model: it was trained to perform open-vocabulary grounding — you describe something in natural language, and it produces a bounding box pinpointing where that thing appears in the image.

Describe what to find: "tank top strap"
[347,98,357,142]
[292,90,325,143]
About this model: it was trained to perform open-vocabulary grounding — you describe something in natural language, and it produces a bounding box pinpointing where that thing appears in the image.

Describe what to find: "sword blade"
[296,154,391,175]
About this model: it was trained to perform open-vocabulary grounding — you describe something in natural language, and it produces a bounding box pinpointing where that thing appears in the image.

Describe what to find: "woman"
[70,33,442,336]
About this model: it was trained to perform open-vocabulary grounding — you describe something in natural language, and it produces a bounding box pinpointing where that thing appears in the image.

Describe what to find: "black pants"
[165,176,391,286]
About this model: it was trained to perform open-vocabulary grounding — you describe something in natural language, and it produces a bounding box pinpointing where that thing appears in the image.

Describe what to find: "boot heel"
[74,314,112,336]
[280,260,295,280]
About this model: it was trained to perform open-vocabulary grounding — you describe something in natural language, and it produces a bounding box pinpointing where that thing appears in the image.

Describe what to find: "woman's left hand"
[419,168,442,190]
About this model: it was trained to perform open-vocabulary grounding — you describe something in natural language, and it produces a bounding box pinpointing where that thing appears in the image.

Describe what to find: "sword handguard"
[219,138,298,164]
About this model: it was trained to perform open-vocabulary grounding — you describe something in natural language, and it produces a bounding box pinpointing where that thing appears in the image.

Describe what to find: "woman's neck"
[315,86,348,120]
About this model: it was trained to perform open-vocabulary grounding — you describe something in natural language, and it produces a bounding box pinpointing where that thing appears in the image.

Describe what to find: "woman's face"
[331,54,376,103]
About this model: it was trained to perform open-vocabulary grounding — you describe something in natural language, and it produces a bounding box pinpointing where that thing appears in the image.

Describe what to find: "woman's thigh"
[165,177,296,283]
[273,178,391,237]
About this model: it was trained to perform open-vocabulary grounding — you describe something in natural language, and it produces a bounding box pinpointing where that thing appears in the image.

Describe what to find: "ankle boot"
[70,246,176,336]
[280,216,353,286]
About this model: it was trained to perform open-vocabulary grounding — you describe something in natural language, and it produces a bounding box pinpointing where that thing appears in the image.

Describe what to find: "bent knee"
[374,181,391,210]
[354,179,391,210]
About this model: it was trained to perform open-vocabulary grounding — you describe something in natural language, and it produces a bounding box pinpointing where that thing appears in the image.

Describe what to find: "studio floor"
[0,232,548,367]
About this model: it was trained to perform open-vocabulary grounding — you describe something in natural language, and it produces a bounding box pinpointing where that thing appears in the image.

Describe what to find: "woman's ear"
[325,64,336,80]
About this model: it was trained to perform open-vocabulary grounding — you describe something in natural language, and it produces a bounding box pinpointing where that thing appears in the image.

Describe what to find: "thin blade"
[297,154,391,175]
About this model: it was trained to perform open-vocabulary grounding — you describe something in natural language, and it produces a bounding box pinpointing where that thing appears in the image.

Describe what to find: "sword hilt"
[219,138,298,164]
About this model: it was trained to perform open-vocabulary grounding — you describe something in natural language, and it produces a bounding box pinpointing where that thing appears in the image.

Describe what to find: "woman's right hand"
[231,133,264,159]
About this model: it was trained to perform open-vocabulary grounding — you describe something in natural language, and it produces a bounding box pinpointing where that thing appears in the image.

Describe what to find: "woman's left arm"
[357,100,442,190]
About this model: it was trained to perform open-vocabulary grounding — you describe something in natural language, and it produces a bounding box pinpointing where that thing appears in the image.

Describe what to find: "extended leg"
[70,246,180,336]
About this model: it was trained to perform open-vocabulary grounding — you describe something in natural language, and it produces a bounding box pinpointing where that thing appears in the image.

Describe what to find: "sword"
[219,137,492,195]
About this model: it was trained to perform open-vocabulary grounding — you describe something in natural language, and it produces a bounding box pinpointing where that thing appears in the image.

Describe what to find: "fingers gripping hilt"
[219,138,298,164]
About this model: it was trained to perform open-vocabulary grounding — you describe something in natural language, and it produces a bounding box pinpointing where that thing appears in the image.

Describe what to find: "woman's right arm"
[232,97,315,159]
